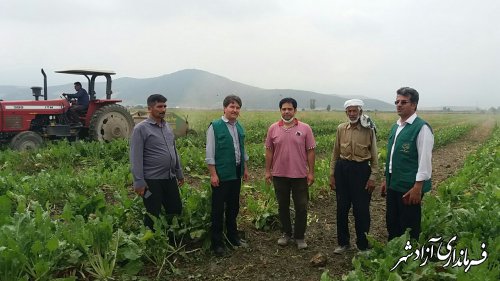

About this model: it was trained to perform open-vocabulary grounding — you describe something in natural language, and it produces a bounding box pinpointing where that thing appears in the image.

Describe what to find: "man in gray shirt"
[130,94,185,231]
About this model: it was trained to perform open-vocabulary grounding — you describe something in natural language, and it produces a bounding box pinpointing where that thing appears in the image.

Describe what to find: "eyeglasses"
[394,100,410,105]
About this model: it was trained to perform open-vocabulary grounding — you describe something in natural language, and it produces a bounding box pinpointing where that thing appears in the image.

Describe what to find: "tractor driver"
[63,82,89,124]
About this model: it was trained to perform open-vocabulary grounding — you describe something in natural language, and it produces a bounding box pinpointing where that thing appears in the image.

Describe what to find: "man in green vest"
[381,87,434,241]
[206,95,249,256]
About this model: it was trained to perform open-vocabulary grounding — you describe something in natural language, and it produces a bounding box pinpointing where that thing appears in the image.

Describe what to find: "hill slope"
[0,69,393,110]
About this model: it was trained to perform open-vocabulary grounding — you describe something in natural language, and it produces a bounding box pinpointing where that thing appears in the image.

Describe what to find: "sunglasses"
[394,100,410,105]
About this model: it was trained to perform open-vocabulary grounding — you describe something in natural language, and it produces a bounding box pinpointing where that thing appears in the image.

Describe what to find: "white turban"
[344,99,364,109]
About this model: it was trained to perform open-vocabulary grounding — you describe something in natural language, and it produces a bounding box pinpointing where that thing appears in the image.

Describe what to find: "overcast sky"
[1,0,498,108]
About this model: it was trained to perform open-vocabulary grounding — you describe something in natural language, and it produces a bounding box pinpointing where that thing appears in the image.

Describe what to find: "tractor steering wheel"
[61,94,74,104]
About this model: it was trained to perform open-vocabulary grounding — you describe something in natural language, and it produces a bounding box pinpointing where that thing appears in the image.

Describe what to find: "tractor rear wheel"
[89,104,135,141]
[10,131,44,151]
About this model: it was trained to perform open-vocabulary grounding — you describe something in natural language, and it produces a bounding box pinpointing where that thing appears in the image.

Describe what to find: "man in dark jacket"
[63,81,89,123]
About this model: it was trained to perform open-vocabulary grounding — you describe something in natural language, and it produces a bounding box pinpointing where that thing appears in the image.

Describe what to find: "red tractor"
[0,69,135,151]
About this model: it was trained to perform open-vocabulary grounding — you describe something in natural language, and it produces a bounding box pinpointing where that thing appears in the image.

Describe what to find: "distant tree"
[326,104,331,112]
[488,107,497,114]
[310,99,316,110]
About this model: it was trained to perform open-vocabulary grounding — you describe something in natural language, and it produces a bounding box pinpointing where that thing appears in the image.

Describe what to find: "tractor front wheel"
[10,131,44,151]
[89,104,135,141]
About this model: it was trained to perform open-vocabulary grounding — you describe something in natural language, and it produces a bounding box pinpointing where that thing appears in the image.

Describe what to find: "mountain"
[0,69,393,111]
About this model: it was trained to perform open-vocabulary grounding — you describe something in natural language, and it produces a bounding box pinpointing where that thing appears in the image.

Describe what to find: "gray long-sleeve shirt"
[130,117,184,189]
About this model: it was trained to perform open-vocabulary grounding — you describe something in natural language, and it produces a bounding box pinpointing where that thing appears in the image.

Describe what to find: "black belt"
[339,158,369,164]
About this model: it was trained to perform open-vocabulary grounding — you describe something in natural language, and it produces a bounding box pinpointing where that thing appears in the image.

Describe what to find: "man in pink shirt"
[265,97,316,250]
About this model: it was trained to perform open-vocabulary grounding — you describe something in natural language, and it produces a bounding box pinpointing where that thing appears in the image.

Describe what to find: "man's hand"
[307,172,314,186]
[403,183,423,205]
[265,171,272,185]
[210,174,220,187]
[329,176,336,191]
[365,179,375,193]
[243,166,249,181]
[380,180,387,197]
[135,186,146,196]
[207,165,219,187]
[178,178,185,187]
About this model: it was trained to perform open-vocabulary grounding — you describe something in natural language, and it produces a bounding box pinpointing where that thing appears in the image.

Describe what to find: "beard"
[349,116,360,124]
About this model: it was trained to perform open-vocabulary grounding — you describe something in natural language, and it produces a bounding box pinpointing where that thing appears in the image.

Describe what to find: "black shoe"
[228,238,240,246]
[213,246,225,257]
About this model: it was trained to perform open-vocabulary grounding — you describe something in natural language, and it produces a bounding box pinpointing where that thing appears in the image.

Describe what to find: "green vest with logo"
[212,119,245,181]
[385,117,432,193]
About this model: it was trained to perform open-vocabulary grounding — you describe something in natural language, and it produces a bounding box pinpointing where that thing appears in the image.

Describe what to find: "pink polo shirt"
[265,119,316,178]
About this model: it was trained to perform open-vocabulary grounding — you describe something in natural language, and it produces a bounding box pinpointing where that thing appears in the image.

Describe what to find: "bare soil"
[171,119,496,281]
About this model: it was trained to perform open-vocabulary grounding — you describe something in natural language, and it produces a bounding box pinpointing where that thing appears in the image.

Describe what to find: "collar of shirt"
[346,122,360,130]
[278,118,299,127]
[397,112,418,126]
[221,115,238,125]
[146,116,165,127]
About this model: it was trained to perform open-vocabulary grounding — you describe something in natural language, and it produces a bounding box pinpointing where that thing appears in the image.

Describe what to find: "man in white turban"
[330,98,378,254]
[343,99,364,124]
[343,99,377,132]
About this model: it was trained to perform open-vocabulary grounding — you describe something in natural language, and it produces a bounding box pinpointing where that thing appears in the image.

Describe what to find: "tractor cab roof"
[55,69,116,100]
[55,69,116,76]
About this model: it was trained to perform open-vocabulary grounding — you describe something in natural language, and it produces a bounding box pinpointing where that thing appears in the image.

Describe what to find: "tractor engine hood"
[1,99,70,113]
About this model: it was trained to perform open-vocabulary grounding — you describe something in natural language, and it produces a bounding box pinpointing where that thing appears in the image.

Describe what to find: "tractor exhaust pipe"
[41,68,47,100]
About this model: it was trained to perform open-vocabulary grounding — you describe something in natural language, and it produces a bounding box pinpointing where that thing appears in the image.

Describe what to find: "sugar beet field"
[0,110,498,281]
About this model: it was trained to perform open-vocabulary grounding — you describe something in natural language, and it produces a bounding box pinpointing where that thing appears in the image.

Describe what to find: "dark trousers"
[334,159,371,250]
[273,177,309,240]
[386,187,422,241]
[211,167,242,248]
[143,178,182,230]
[68,105,87,123]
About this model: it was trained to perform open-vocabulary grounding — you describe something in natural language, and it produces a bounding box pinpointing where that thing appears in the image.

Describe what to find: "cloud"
[0,0,498,108]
